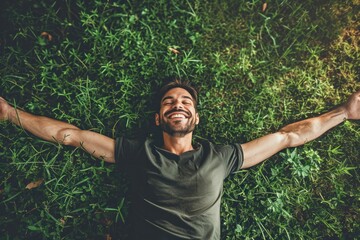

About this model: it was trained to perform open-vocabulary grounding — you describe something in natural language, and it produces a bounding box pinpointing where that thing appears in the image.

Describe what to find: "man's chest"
[133,153,225,215]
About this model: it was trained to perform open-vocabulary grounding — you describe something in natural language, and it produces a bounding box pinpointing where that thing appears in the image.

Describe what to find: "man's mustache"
[165,109,191,118]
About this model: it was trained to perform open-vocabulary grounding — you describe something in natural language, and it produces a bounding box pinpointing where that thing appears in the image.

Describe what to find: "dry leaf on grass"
[262,3,267,12]
[40,32,53,41]
[168,47,180,54]
[60,218,66,225]
[25,179,44,190]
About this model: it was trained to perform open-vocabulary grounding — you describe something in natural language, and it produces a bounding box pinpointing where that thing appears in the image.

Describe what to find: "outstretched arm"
[0,97,115,163]
[240,90,360,169]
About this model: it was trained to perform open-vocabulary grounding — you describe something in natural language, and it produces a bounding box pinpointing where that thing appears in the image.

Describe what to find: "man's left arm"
[240,90,360,169]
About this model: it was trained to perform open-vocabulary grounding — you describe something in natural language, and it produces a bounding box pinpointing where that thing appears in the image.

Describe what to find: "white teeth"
[170,114,186,119]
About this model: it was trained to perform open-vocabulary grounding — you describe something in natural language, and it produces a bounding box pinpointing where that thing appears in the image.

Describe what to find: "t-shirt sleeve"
[115,136,144,170]
[114,137,124,169]
[221,143,244,177]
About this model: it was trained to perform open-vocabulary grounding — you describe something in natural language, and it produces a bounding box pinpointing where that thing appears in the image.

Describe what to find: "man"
[0,80,359,239]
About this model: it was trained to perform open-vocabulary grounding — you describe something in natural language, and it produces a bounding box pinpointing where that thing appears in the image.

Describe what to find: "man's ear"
[195,112,200,125]
[155,113,160,126]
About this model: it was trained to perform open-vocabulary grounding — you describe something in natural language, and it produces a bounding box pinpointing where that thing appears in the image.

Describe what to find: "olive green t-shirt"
[115,137,243,240]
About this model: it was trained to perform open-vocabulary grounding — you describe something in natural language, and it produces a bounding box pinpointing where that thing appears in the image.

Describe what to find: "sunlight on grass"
[0,0,359,239]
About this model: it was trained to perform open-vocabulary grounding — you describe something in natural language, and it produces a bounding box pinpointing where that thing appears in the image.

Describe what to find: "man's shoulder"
[198,140,243,158]
[115,135,156,166]
[117,135,159,149]
[197,139,237,149]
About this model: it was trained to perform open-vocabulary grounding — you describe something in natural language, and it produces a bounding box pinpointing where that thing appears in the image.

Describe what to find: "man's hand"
[344,90,360,120]
[0,97,11,121]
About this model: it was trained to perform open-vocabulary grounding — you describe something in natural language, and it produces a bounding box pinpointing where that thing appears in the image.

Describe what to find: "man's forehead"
[162,87,193,100]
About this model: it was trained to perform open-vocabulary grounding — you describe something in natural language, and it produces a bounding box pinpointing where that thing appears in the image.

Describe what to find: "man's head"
[155,80,199,137]
[156,80,198,111]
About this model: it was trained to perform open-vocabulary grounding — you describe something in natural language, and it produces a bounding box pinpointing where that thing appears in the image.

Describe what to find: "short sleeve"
[115,137,124,169]
[228,144,244,174]
[218,143,244,177]
[115,136,144,170]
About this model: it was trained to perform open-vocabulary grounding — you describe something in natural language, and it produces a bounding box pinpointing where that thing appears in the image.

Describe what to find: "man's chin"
[164,130,193,137]
[167,125,189,132]
[160,122,195,137]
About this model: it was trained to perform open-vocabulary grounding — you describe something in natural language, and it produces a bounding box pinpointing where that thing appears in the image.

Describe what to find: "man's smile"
[169,113,186,119]
[165,110,191,119]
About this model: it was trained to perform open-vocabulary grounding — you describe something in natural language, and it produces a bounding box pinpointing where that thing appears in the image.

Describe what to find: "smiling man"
[156,86,199,152]
[0,80,359,239]
[157,87,199,138]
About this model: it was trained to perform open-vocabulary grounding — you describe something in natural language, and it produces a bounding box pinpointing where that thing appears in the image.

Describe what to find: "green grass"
[0,0,359,239]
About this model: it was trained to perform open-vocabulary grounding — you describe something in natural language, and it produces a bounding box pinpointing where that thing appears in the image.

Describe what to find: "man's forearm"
[8,106,79,144]
[279,106,347,148]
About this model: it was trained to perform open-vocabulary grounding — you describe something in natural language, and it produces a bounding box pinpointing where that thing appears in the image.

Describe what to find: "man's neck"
[162,132,194,155]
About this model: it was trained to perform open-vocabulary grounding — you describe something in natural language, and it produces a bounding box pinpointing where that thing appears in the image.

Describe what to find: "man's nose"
[172,101,183,109]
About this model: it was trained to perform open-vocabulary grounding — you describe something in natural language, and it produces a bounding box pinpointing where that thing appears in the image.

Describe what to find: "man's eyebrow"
[162,96,174,102]
[162,95,193,102]
[182,96,193,101]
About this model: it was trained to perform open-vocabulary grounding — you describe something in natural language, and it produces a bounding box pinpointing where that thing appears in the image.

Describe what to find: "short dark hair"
[156,80,198,112]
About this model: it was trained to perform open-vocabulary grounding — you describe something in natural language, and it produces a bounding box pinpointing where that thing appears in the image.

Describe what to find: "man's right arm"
[240,90,360,169]
[0,97,115,163]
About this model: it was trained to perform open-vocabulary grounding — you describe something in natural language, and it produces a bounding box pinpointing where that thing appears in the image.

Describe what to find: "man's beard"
[159,111,196,137]
[160,119,196,137]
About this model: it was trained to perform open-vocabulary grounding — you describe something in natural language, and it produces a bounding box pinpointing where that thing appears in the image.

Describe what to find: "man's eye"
[183,101,191,105]
[163,101,172,105]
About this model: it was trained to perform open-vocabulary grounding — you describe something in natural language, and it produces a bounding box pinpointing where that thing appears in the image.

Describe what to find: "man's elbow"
[279,129,312,148]
[56,128,81,147]
[278,130,297,148]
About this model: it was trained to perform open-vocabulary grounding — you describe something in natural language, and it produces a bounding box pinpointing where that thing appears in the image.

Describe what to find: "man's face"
[155,87,199,137]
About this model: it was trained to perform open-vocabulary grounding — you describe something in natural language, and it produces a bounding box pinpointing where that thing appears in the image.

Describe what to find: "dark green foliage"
[0,0,359,239]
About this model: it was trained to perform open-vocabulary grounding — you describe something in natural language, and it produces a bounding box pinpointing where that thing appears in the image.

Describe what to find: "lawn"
[0,0,359,239]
